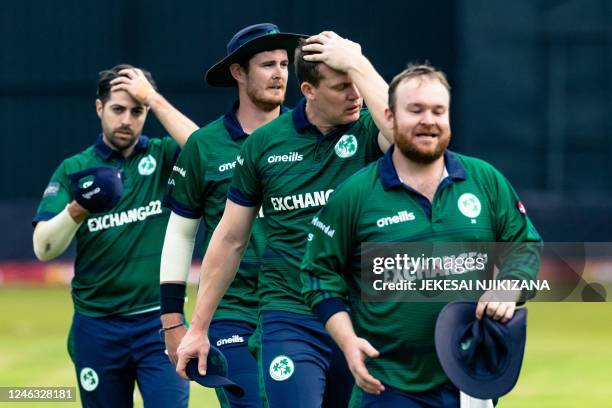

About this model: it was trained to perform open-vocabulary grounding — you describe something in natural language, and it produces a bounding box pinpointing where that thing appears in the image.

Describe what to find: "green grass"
[1,286,611,407]
[501,302,612,407]
[0,286,218,407]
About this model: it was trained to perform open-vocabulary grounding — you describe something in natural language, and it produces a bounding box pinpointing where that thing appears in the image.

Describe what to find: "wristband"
[161,322,184,332]
[160,282,186,314]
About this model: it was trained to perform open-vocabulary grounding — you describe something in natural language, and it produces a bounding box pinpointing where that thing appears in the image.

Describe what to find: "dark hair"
[97,64,157,104]
[236,57,251,74]
[294,39,323,87]
[388,63,450,112]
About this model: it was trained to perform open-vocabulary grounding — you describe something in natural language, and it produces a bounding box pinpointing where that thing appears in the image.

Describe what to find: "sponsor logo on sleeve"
[43,182,60,197]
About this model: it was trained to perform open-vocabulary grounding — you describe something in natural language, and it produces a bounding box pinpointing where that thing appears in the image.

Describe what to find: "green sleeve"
[228,132,262,206]
[301,183,360,309]
[161,136,180,166]
[492,170,543,293]
[33,161,73,224]
[165,135,205,218]
[359,109,383,158]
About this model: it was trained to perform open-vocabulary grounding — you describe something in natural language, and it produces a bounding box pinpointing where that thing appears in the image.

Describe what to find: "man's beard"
[246,83,285,112]
[395,130,450,164]
[105,128,138,151]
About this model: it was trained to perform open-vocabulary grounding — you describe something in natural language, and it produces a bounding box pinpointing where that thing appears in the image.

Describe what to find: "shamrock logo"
[457,193,482,219]
[334,135,358,158]
[79,367,99,392]
[269,355,295,381]
[138,155,157,176]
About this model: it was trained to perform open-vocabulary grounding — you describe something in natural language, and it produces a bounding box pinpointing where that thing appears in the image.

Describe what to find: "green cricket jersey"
[228,99,383,314]
[164,103,287,324]
[33,136,179,317]
[301,146,542,392]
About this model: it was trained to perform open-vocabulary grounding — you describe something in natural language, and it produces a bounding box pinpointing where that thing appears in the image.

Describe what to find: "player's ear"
[384,107,395,130]
[300,81,315,101]
[230,63,246,84]
[95,99,103,119]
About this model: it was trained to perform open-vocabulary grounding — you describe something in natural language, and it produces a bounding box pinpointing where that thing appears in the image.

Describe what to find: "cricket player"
[159,23,304,407]
[32,64,197,407]
[175,31,394,407]
[300,62,542,407]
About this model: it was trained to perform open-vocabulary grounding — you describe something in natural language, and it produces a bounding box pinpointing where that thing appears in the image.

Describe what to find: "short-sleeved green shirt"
[33,136,179,317]
[228,99,382,314]
[301,146,542,392]
[164,104,286,324]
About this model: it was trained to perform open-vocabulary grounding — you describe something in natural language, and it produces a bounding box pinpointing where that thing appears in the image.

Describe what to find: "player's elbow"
[33,236,55,262]
[222,231,249,254]
[34,249,55,262]
[32,224,60,262]
[214,225,249,256]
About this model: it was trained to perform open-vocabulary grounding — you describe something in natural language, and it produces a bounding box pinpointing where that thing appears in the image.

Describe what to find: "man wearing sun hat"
[175,29,400,407]
[160,23,304,407]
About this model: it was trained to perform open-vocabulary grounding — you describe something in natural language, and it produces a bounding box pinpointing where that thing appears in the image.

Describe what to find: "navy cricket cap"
[205,23,306,87]
[435,302,528,400]
[185,346,244,397]
[67,166,123,214]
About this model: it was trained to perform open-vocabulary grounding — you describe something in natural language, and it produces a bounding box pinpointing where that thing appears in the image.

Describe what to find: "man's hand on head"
[301,31,364,73]
[110,68,157,106]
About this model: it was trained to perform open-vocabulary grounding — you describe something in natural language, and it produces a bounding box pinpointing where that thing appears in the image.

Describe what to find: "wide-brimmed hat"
[185,346,244,397]
[435,302,528,400]
[205,23,306,87]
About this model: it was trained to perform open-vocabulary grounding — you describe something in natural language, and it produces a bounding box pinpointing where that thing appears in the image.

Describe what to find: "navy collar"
[94,134,150,161]
[292,98,311,133]
[223,100,289,140]
[379,145,467,191]
[291,98,354,139]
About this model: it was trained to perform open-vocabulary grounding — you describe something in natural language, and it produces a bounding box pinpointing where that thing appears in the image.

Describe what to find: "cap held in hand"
[68,166,123,213]
[186,346,244,397]
[435,302,527,400]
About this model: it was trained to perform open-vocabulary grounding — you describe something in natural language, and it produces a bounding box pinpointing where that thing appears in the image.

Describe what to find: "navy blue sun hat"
[434,302,528,400]
[205,23,306,87]
[186,346,244,397]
